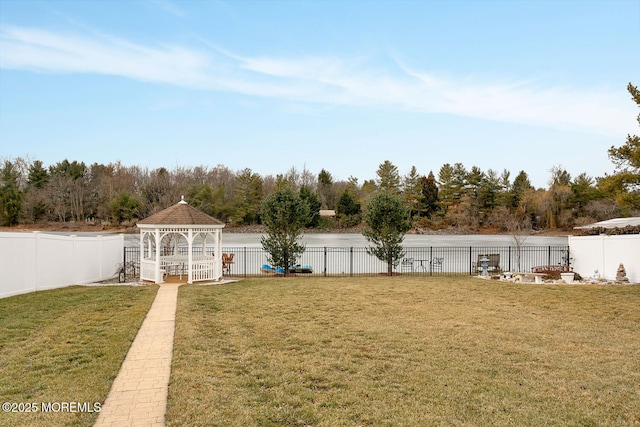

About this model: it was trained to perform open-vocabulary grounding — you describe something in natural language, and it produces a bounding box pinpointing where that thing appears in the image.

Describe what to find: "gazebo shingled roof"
[138,199,224,226]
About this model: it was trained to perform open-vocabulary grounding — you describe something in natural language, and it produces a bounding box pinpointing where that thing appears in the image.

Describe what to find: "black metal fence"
[124,245,570,278]
[123,247,141,279]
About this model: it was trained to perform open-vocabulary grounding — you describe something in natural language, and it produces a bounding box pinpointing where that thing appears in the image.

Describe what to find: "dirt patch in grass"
[0,285,158,427]
[168,277,640,426]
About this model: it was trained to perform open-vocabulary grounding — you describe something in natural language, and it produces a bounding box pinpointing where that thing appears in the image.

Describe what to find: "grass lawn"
[0,285,158,427]
[168,277,640,427]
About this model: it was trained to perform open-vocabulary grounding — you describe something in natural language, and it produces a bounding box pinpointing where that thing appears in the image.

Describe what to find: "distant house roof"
[137,197,224,226]
[574,217,640,229]
[319,210,336,217]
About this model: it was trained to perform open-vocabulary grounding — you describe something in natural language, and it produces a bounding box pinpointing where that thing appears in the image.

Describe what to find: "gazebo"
[137,197,225,284]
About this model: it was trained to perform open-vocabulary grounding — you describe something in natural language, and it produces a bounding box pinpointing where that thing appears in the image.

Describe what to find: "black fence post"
[324,247,327,277]
[350,247,353,277]
[429,249,434,276]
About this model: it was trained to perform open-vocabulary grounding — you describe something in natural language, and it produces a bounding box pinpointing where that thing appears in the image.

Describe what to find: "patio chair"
[431,257,444,271]
[222,253,235,275]
[401,257,414,272]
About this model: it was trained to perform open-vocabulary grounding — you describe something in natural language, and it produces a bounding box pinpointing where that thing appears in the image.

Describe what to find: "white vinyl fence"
[569,234,639,283]
[0,232,124,299]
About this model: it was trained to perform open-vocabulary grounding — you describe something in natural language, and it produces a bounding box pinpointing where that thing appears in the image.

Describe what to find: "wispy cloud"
[0,25,633,135]
[0,26,211,86]
[150,0,187,18]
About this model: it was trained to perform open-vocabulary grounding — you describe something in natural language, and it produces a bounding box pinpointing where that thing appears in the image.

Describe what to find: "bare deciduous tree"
[506,214,531,272]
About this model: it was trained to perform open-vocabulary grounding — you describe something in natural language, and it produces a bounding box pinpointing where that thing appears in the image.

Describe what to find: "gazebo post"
[187,228,193,284]
[201,233,207,258]
[215,229,222,277]
[139,232,144,265]
[155,228,162,284]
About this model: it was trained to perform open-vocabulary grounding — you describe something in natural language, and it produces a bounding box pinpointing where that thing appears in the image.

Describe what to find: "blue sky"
[1,0,638,189]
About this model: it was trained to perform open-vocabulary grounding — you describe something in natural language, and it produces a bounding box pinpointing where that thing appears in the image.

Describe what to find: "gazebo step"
[163,275,188,284]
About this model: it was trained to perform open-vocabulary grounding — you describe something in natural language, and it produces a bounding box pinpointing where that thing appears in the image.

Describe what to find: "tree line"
[1,83,638,232]
[0,156,635,232]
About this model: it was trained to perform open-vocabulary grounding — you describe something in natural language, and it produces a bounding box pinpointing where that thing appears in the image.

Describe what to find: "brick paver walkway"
[94,283,180,427]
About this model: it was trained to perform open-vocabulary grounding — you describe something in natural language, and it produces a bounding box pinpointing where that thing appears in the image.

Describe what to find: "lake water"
[220,233,568,248]
[51,231,567,249]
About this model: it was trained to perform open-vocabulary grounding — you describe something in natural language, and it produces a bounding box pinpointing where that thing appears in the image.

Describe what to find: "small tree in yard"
[260,187,309,275]
[363,192,411,276]
[506,213,532,272]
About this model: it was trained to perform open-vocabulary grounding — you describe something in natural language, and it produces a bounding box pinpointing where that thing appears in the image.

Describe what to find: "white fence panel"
[569,234,640,282]
[102,236,124,279]
[74,238,99,284]
[0,233,38,296]
[37,233,74,290]
[0,232,125,299]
